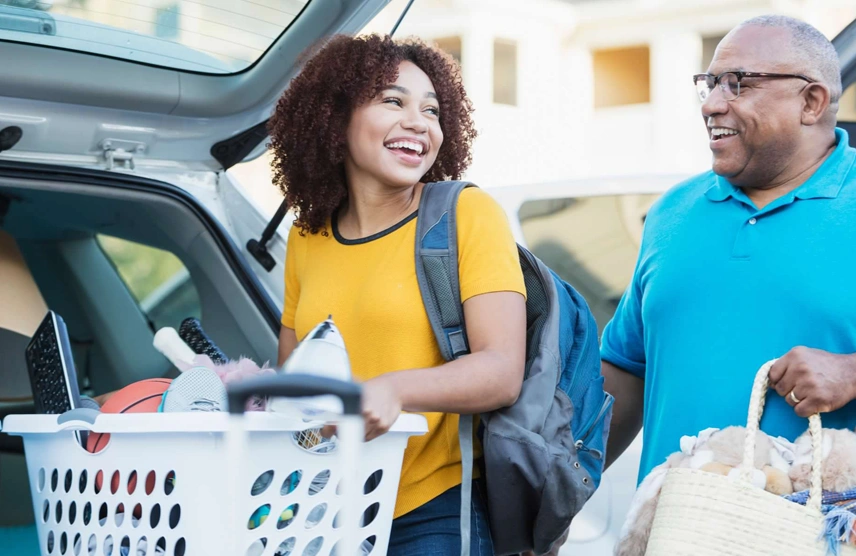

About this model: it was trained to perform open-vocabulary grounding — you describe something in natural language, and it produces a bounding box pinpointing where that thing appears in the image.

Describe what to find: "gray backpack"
[415,181,613,556]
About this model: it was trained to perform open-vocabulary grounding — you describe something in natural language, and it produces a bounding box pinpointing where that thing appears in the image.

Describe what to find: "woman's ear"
[801,82,832,126]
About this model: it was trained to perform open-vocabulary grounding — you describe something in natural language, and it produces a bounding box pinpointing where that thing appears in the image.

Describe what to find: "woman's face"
[345,60,443,189]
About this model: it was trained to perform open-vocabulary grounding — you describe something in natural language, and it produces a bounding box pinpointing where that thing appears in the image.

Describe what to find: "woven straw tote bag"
[645,360,856,556]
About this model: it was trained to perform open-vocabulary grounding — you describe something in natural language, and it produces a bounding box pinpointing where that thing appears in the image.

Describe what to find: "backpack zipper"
[574,392,614,452]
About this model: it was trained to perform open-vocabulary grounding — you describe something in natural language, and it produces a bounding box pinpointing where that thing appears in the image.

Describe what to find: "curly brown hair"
[268,34,477,235]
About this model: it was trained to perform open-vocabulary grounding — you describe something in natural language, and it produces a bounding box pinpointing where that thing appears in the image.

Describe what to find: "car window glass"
[839,81,856,122]
[97,235,201,331]
[517,194,660,336]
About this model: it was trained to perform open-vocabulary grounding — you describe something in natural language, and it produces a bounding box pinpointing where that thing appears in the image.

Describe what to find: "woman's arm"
[277,326,299,367]
[361,290,526,440]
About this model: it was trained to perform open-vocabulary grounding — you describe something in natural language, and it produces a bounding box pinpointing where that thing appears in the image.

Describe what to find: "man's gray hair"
[737,15,842,109]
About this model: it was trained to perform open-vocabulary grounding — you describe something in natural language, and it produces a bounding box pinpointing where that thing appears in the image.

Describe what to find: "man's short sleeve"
[600,263,647,378]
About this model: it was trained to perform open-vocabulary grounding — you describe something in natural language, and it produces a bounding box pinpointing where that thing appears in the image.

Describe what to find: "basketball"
[87,378,172,494]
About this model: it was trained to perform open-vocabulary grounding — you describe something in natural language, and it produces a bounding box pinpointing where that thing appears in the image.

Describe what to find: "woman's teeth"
[385,141,424,155]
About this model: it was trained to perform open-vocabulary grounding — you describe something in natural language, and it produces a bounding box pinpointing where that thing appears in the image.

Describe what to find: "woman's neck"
[337,172,422,239]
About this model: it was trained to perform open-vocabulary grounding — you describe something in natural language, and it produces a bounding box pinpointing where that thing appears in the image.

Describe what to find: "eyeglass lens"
[696,73,739,101]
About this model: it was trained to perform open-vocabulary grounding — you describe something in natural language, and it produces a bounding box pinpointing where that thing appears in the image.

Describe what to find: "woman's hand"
[319,374,403,441]
[361,374,403,441]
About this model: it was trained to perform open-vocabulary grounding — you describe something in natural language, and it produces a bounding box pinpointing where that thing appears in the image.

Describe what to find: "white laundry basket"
[1,374,427,556]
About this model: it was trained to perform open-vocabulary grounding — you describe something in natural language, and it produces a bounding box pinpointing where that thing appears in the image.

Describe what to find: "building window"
[701,34,726,72]
[155,3,180,40]
[592,45,650,108]
[494,39,518,106]
[434,36,462,67]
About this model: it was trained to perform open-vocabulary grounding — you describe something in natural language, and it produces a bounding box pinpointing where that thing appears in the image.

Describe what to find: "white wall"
[234,0,856,212]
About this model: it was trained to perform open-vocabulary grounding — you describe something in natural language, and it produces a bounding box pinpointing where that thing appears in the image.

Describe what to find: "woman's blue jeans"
[387,481,494,556]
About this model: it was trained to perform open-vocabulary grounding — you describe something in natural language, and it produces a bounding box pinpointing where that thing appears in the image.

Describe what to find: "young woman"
[270,34,526,555]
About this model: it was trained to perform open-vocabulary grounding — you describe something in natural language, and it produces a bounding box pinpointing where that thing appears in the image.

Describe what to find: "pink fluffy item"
[153,326,276,410]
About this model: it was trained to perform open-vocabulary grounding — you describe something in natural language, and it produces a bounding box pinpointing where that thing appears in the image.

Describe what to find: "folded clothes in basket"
[153,324,276,411]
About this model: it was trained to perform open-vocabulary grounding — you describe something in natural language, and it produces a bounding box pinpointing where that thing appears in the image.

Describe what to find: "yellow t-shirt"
[281,187,526,518]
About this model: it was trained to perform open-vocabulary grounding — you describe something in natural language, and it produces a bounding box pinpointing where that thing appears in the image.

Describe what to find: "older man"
[602,15,856,482]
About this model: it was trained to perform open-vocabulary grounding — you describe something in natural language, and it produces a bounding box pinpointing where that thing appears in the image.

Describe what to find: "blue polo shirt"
[602,127,856,481]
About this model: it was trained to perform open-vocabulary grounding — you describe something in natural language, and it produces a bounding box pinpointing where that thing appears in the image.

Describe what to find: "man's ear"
[801,82,832,125]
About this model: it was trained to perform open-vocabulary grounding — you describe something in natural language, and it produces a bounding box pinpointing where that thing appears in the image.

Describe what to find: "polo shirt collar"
[705,127,854,203]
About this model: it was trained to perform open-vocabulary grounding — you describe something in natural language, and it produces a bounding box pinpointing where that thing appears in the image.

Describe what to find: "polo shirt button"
[749,218,757,225]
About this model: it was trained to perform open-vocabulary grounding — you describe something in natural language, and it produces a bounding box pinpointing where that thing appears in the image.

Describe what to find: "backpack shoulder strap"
[415,180,476,556]
[415,180,474,362]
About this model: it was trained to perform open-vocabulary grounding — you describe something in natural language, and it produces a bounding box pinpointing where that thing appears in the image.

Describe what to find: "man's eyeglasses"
[692,71,815,102]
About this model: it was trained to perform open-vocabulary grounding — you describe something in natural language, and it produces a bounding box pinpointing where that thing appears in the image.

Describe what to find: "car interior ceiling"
[0,176,279,528]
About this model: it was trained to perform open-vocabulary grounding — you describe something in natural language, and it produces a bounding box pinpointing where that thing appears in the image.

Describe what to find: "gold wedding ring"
[789,390,802,404]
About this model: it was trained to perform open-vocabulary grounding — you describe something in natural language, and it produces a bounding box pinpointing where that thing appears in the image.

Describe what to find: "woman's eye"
[383,97,403,107]
[425,106,440,116]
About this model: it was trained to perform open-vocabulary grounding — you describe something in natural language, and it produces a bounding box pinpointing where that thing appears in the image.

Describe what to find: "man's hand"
[768,347,856,417]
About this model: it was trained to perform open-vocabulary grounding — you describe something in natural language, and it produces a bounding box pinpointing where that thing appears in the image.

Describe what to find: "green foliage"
[97,235,185,303]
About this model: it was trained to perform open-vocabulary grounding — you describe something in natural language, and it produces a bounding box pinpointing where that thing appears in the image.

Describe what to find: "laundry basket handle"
[741,359,823,512]
[227,374,362,416]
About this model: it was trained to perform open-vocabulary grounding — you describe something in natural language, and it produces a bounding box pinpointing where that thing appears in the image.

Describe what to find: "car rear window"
[0,0,310,73]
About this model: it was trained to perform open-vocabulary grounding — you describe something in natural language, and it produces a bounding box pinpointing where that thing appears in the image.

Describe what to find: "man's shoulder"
[645,170,718,222]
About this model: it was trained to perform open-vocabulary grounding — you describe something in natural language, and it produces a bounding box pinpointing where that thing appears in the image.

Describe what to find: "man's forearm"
[603,360,645,470]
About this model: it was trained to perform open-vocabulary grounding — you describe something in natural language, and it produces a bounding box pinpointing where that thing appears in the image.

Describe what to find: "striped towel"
[784,489,856,555]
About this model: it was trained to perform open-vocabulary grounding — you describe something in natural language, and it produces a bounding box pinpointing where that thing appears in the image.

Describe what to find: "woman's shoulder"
[456,185,503,209]
[455,185,509,222]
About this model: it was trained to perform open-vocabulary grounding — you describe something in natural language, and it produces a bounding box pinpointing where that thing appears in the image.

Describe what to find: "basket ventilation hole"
[245,537,267,556]
[275,538,295,556]
[364,470,383,495]
[277,504,299,530]
[281,470,302,496]
[361,503,380,528]
[302,537,324,556]
[251,470,274,496]
[127,471,138,495]
[150,504,161,528]
[164,471,176,495]
[145,471,156,495]
[247,504,271,530]
[305,504,327,529]
[308,470,330,496]
[110,471,120,495]
[136,538,147,556]
[169,504,181,529]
